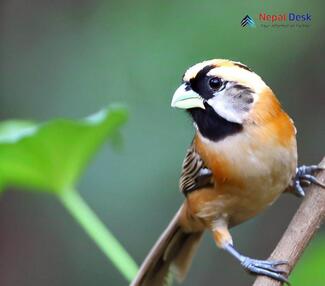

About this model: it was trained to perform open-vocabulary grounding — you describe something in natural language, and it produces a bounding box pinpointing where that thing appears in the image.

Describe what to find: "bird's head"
[171,59,275,141]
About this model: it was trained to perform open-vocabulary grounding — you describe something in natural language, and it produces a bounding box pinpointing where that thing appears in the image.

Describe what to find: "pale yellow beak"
[171,84,205,110]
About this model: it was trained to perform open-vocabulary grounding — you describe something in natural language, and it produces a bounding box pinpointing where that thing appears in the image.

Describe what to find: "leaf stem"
[58,189,138,282]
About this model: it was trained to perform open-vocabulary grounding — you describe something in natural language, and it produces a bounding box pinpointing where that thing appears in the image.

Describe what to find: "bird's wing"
[179,145,213,195]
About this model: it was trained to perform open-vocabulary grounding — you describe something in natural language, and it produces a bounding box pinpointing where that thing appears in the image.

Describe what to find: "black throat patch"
[188,103,243,142]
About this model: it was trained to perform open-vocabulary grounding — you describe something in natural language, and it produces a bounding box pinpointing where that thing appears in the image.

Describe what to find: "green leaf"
[0,105,138,281]
[0,105,128,193]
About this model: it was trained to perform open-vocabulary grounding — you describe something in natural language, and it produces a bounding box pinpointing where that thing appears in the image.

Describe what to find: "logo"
[241,15,256,28]
[259,13,311,23]
[240,13,312,29]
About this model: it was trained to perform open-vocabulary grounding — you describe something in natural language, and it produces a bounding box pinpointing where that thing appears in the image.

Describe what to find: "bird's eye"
[209,77,223,90]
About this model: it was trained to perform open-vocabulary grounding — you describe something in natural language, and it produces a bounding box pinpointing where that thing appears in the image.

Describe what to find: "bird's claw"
[241,257,289,284]
[293,165,325,197]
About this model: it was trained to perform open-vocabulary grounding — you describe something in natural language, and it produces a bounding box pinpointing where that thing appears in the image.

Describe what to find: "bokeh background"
[1,0,324,285]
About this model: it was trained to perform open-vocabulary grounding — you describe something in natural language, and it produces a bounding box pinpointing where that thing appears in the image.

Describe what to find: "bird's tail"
[130,205,203,286]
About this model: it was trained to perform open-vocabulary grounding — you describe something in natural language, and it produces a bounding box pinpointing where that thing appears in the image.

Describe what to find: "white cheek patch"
[207,93,246,124]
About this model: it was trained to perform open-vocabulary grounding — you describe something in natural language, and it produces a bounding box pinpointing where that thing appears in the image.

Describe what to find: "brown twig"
[253,157,325,286]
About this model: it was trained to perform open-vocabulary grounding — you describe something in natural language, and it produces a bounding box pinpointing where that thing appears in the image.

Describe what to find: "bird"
[131,59,325,286]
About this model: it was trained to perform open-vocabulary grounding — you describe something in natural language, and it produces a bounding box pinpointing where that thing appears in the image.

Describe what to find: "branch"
[253,157,325,286]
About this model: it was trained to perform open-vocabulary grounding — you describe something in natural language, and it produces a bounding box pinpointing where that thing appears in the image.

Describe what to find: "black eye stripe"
[189,65,216,100]
[194,65,215,79]
[190,77,215,100]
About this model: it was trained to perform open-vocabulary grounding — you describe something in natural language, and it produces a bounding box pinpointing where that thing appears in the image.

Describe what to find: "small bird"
[131,59,324,286]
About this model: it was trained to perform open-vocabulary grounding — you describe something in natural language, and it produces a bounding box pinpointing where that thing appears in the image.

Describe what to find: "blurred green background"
[1,0,324,285]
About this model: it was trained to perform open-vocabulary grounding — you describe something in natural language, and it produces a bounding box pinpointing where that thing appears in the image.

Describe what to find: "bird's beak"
[171,84,205,110]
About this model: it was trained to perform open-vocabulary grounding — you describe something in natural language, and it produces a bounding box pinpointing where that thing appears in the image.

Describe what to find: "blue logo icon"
[241,15,256,27]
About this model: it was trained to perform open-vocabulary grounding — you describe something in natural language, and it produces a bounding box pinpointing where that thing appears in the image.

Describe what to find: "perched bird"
[131,59,324,286]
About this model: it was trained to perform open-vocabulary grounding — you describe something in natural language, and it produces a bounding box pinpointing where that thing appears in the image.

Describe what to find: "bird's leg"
[213,223,289,284]
[223,244,289,284]
[293,165,325,197]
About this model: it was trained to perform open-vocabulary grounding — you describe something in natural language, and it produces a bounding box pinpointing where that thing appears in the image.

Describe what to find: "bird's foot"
[293,165,325,197]
[241,257,289,284]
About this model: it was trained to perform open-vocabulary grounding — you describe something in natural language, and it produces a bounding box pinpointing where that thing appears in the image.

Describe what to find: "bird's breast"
[190,126,297,227]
